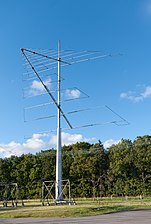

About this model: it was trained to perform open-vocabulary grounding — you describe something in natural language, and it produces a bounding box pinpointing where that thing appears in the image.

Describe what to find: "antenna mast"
[21,41,129,204]
[56,40,62,201]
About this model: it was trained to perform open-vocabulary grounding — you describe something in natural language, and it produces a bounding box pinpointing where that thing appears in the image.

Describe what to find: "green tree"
[133,135,151,195]
[69,141,107,197]
[107,139,135,196]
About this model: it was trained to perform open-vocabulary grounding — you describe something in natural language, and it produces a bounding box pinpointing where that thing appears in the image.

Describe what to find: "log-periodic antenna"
[21,40,129,203]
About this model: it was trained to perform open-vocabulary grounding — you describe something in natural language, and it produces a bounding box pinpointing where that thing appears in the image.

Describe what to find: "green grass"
[0,197,151,218]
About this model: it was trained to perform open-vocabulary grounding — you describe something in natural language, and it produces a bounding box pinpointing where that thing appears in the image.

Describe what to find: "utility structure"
[21,41,129,204]
[0,183,19,207]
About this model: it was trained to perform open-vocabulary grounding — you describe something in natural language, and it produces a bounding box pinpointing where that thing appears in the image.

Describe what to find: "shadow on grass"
[75,205,133,217]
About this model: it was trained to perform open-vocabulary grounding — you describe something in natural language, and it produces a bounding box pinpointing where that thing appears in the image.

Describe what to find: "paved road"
[0,209,151,224]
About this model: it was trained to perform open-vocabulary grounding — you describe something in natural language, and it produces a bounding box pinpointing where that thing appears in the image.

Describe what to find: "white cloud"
[141,86,151,98]
[0,141,22,158]
[23,136,45,151]
[103,139,121,149]
[120,85,151,102]
[0,132,96,158]
[49,132,96,147]
[65,89,81,99]
[28,78,51,96]
[62,132,85,145]
[0,133,123,158]
[0,134,48,158]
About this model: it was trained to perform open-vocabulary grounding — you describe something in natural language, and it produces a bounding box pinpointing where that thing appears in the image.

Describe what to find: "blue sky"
[0,0,151,157]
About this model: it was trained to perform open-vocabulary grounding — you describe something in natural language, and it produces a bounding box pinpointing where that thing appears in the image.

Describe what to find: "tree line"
[0,135,151,199]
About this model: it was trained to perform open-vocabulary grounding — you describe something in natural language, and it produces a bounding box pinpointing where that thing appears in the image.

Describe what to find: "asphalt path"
[0,209,151,224]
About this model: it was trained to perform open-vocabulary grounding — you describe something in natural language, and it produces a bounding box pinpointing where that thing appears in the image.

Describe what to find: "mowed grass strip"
[0,205,132,218]
[0,198,151,218]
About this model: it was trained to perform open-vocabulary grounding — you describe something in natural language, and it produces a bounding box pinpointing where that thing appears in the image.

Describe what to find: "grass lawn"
[0,197,151,218]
